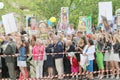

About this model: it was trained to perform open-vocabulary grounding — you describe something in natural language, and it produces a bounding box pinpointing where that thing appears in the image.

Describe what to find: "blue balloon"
[48,20,53,26]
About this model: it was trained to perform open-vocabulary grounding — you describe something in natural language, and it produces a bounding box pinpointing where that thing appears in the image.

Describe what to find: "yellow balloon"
[49,17,56,23]
[0,38,3,42]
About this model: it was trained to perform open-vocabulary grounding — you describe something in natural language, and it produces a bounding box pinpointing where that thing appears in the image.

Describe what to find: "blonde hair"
[65,40,72,46]
[35,39,43,45]
[116,36,120,43]
[113,34,120,43]
[92,34,97,40]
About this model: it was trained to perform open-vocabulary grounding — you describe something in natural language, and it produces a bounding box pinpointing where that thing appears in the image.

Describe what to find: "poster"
[86,16,92,34]
[116,16,120,29]
[58,7,69,31]
[78,16,86,32]
[26,16,37,35]
[2,13,17,34]
[116,9,120,29]
[98,2,113,24]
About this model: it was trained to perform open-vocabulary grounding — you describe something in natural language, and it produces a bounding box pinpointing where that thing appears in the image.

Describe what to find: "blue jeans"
[86,60,93,72]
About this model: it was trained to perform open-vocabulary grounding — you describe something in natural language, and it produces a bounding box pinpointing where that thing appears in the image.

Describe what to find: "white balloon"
[0,2,4,9]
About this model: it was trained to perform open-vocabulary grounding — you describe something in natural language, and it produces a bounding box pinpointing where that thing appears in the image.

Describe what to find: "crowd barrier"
[0,51,105,57]
[1,51,118,80]
[1,69,119,80]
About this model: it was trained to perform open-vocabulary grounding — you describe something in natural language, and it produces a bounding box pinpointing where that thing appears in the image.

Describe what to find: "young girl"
[32,39,45,79]
[17,39,28,79]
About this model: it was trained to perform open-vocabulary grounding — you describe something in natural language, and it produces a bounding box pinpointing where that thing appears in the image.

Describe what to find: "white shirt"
[66,27,75,35]
[83,45,95,60]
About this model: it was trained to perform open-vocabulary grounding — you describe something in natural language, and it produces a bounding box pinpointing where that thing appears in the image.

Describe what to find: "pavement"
[50,77,119,80]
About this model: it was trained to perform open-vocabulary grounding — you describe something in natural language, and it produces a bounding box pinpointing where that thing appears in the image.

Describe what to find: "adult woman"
[83,39,95,79]
[110,34,120,79]
[30,35,36,47]
[65,40,79,78]
[104,33,112,78]
[76,38,86,54]
[45,39,54,77]
[32,39,45,79]
[64,40,76,74]
[96,34,105,79]
[76,38,86,75]
[17,39,28,79]
[28,35,36,78]
[96,38,104,79]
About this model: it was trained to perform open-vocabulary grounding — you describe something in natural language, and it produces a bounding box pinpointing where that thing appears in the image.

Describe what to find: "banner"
[86,16,92,34]
[58,7,69,31]
[2,13,18,34]
[78,16,86,32]
[116,16,120,29]
[98,2,113,24]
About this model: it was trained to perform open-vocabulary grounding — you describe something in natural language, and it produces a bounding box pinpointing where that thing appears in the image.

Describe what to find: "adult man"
[52,36,64,79]
[3,34,16,80]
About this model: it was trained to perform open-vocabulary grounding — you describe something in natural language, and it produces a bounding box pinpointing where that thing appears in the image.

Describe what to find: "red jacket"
[67,56,79,67]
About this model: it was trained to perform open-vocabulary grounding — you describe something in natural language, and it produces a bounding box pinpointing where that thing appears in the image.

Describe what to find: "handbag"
[81,46,90,70]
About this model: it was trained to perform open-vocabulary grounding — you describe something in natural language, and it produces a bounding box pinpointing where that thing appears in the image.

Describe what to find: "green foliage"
[0,0,120,28]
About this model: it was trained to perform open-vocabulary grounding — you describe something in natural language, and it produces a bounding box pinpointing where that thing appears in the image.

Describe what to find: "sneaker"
[116,75,119,79]
[110,75,115,79]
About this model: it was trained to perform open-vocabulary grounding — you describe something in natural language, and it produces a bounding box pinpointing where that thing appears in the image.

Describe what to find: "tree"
[0,0,120,28]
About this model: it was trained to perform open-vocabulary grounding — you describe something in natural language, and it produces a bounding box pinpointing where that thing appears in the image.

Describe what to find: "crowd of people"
[0,23,120,80]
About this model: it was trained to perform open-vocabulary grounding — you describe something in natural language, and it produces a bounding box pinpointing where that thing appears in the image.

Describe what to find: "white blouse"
[83,45,95,60]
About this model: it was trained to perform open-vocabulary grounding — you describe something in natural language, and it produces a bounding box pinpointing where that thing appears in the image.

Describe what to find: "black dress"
[45,44,54,68]
[75,45,85,63]
[63,44,75,74]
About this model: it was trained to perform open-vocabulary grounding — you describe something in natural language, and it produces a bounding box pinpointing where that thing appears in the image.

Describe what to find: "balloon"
[49,17,56,23]
[48,20,53,27]
[0,2,4,9]
[0,38,3,42]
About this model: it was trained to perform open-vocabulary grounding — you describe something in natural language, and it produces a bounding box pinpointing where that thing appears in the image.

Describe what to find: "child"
[67,52,79,78]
